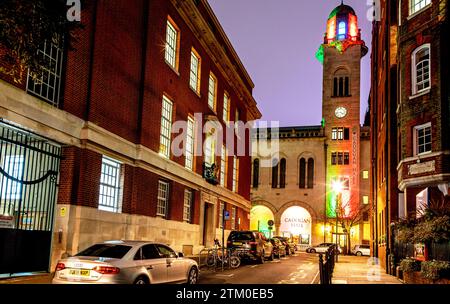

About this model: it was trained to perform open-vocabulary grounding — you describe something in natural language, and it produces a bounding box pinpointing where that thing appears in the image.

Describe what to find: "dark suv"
[227,231,274,264]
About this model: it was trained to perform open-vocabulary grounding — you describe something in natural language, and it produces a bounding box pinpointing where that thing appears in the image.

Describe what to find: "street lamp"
[332,180,343,262]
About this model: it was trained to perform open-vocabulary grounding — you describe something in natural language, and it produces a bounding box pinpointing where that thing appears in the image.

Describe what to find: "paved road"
[198,252,320,284]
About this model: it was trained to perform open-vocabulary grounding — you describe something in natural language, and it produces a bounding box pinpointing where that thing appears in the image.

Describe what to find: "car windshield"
[229,232,254,241]
[75,244,132,259]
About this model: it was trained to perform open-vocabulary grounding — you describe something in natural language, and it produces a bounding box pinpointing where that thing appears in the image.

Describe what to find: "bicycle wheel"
[230,256,241,268]
[206,250,216,267]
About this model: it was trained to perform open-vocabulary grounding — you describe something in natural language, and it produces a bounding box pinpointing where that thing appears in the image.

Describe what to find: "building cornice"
[396,151,450,172]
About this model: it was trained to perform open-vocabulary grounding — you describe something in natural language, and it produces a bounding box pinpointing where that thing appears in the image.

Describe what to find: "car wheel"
[259,252,265,264]
[269,251,274,261]
[356,251,362,257]
[310,249,316,253]
[187,267,198,284]
[134,276,149,285]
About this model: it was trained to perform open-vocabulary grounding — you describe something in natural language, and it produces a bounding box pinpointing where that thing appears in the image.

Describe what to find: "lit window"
[189,49,201,93]
[363,196,369,205]
[99,156,122,213]
[223,92,230,123]
[338,21,346,39]
[412,44,430,95]
[414,123,432,155]
[409,0,431,15]
[27,40,64,107]
[208,73,217,111]
[231,206,236,230]
[160,96,173,158]
[165,19,179,70]
[232,156,238,193]
[219,202,225,228]
[157,181,170,217]
[185,117,195,170]
[363,171,369,179]
[220,145,227,187]
[204,133,216,165]
[1,155,24,200]
[183,189,193,223]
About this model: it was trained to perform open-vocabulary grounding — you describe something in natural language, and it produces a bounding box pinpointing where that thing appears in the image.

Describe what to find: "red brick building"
[370,0,449,272]
[0,0,260,275]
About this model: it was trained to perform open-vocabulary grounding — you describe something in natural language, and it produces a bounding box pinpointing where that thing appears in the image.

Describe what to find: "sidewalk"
[0,273,52,284]
[331,255,402,284]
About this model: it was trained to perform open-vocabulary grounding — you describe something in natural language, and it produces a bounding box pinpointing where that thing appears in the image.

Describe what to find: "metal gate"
[0,121,61,275]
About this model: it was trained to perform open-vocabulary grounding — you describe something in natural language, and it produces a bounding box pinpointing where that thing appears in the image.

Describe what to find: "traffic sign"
[224,210,230,221]
[268,220,274,227]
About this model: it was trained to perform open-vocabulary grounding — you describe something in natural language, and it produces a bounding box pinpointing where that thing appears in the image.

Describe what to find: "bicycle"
[206,240,241,269]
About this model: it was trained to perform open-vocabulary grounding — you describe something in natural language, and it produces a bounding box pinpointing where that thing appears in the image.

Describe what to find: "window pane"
[99,156,122,213]
[165,21,178,68]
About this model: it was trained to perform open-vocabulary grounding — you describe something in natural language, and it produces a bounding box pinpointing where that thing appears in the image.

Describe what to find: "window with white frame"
[414,123,432,155]
[220,145,227,186]
[185,117,195,170]
[219,202,224,228]
[208,73,217,111]
[223,92,230,123]
[165,19,179,70]
[1,155,24,200]
[232,156,238,193]
[409,0,431,15]
[363,196,369,205]
[331,127,349,140]
[160,96,173,158]
[99,156,122,213]
[183,189,193,223]
[157,181,170,217]
[231,206,236,230]
[189,49,201,93]
[27,40,64,107]
[412,44,430,95]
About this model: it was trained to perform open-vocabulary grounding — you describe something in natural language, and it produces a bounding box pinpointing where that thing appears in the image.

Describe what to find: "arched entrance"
[279,206,312,246]
[250,205,275,238]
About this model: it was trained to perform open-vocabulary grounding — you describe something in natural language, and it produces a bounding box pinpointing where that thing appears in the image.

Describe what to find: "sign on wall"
[279,206,312,236]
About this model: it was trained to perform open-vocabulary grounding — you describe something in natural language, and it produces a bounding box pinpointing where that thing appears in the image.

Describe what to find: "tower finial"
[341,0,344,5]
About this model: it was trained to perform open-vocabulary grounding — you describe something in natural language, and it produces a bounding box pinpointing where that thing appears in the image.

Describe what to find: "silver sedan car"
[52,240,199,284]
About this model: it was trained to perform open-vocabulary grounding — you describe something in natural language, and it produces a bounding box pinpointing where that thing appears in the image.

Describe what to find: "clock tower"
[316,3,368,221]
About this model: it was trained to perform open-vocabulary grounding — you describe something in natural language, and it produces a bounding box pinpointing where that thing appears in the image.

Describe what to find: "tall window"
[332,152,350,165]
[414,123,432,155]
[412,44,430,95]
[208,73,217,111]
[165,18,179,70]
[333,76,350,97]
[183,189,193,223]
[223,92,230,123]
[272,159,279,188]
[219,202,224,228]
[252,159,260,188]
[409,0,431,15]
[1,155,24,199]
[189,49,201,94]
[99,156,122,213]
[338,21,346,40]
[232,156,239,193]
[185,117,195,170]
[279,158,286,188]
[231,206,236,230]
[299,158,306,189]
[307,158,314,189]
[220,145,227,186]
[157,181,170,218]
[159,96,173,158]
[204,132,216,165]
[27,40,64,107]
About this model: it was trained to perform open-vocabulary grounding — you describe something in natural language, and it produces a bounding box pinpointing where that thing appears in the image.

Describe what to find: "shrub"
[420,260,450,280]
[400,258,421,273]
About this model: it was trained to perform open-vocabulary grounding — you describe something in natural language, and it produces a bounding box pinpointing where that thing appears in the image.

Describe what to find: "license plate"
[233,242,242,246]
[69,269,90,276]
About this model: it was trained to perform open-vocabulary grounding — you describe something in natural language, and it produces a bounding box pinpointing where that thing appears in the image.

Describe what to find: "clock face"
[335,107,347,118]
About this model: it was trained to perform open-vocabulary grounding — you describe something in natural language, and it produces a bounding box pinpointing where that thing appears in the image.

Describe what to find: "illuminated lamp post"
[332,180,343,262]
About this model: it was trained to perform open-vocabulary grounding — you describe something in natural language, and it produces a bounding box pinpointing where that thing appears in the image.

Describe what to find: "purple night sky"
[208,0,372,126]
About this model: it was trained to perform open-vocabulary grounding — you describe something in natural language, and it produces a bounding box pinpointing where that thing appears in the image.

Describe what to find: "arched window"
[338,77,344,97]
[299,158,306,189]
[333,78,338,97]
[271,159,278,188]
[338,21,346,40]
[344,77,349,96]
[252,159,259,188]
[412,44,430,95]
[279,158,286,188]
[307,158,314,189]
[333,69,350,97]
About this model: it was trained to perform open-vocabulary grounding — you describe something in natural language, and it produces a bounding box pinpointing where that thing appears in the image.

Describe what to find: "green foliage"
[400,258,421,273]
[414,215,450,243]
[420,260,450,280]
[0,0,83,82]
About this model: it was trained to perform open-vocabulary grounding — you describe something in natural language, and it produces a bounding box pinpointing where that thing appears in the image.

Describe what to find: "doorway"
[202,202,214,246]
